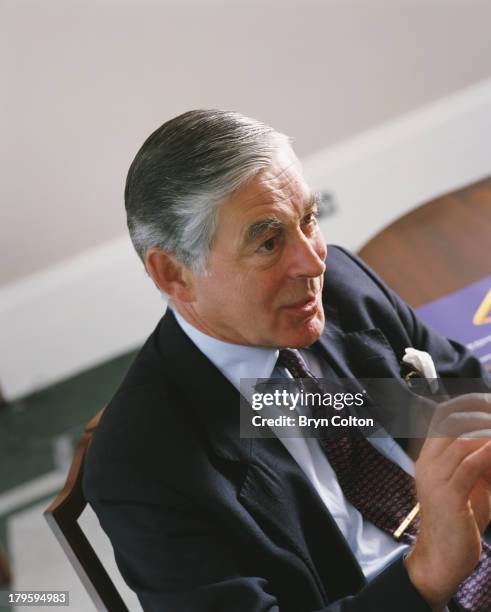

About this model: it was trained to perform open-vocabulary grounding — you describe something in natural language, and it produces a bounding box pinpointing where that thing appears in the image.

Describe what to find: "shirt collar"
[171,307,279,392]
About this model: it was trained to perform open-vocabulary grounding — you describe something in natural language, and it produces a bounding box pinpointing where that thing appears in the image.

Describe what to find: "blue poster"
[416,275,491,369]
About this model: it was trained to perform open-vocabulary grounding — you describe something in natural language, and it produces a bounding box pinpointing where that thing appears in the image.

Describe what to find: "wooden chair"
[44,409,129,612]
[0,542,12,586]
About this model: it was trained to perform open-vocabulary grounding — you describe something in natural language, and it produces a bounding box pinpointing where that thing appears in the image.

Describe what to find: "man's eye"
[303,210,319,224]
[259,237,277,252]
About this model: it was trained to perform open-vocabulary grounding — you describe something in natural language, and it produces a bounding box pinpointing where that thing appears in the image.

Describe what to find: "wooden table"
[358,177,491,309]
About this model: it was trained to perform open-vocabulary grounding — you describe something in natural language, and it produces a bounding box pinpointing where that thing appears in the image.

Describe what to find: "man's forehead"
[231,158,308,211]
[214,151,314,242]
[254,154,305,193]
[235,181,317,218]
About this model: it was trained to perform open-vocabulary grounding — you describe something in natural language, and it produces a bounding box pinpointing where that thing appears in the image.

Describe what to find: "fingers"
[430,436,491,483]
[451,440,491,501]
[419,394,491,459]
[459,429,491,439]
[434,412,491,437]
[431,393,491,428]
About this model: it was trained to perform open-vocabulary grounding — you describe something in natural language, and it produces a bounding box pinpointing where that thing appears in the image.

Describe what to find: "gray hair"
[124,109,291,273]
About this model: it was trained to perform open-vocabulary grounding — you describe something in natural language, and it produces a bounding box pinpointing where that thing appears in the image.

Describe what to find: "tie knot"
[277,348,311,379]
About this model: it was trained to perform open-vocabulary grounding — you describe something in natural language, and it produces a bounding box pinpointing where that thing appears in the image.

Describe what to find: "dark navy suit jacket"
[83,246,489,611]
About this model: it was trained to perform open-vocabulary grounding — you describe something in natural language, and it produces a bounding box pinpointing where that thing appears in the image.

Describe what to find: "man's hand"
[405,393,491,611]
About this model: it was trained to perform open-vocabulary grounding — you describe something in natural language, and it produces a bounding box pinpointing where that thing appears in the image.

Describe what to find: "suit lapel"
[157,308,252,462]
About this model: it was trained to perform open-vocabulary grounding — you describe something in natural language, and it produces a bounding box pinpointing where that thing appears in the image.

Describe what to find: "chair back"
[0,543,12,586]
[44,409,129,612]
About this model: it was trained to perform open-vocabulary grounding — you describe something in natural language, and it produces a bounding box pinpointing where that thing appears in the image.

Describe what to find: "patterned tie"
[277,348,491,611]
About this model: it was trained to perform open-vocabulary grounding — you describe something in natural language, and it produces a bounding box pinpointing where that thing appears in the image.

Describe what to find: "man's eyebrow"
[243,217,283,247]
[241,192,321,248]
[305,191,321,212]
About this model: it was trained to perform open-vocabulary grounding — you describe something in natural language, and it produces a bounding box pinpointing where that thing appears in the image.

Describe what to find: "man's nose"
[288,234,326,278]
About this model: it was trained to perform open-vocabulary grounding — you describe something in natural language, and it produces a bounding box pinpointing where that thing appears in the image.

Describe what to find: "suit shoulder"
[323,245,397,313]
[85,317,203,478]
[83,378,207,503]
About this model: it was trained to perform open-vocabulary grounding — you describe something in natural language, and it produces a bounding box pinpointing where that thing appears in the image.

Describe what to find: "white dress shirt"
[172,308,411,581]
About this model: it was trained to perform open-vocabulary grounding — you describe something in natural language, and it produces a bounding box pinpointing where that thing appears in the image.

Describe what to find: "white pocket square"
[402,348,439,393]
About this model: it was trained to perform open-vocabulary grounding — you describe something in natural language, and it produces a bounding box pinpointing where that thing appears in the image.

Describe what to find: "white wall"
[304,80,491,250]
[2,77,491,401]
[3,0,491,283]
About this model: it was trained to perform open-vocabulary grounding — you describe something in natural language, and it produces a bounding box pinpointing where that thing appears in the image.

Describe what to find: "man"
[84,109,491,611]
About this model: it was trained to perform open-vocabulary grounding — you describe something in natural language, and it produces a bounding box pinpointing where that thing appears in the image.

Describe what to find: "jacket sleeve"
[85,451,432,612]
[85,452,280,612]
[320,557,432,612]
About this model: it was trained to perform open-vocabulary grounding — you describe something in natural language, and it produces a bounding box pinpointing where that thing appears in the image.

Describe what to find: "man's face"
[179,146,327,348]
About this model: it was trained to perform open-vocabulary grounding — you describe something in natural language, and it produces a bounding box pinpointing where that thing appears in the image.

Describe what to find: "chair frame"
[44,410,129,612]
[0,542,12,586]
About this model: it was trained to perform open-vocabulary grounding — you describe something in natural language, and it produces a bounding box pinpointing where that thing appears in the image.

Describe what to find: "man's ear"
[145,249,196,302]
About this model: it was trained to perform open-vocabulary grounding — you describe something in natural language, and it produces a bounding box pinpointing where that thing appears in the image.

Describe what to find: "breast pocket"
[346,328,402,378]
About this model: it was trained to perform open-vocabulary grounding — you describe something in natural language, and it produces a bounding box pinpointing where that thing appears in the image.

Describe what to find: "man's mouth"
[283,294,318,314]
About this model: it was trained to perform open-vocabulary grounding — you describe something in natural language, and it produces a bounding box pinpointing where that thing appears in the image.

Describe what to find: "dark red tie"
[277,348,491,611]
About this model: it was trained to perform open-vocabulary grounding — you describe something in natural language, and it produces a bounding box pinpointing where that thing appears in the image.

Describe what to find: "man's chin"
[281,310,325,348]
